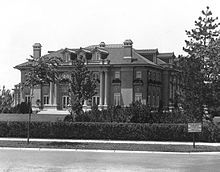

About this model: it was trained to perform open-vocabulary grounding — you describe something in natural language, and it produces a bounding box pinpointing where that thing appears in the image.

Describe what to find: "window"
[169,83,173,99]
[92,96,100,106]
[93,73,99,80]
[148,71,151,79]
[152,72,156,80]
[115,71,120,79]
[64,53,70,62]
[169,57,173,64]
[158,73,161,81]
[62,96,70,109]
[148,95,151,105]
[136,71,142,79]
[95,52,100,61]
[43,95,49,105]
[114,93,120,106]
[152,95,155,107]
[156,95,160,107]
[135,93,142,102]
[25,95,31,103]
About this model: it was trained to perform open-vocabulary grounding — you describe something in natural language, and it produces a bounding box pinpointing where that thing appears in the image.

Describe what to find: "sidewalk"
[0,137,220,146]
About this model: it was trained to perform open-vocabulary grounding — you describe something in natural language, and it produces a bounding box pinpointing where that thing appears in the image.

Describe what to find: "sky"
[0,0,220,90]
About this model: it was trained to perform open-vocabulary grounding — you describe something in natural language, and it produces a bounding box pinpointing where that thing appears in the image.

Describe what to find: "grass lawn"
[1,141,220,152]
[0,113,65,122]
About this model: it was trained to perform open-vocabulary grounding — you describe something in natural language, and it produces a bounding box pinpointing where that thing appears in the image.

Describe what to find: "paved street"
[0,149,220,171]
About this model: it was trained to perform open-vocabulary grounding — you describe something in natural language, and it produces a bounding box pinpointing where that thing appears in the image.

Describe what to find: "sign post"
[188,123,202,148]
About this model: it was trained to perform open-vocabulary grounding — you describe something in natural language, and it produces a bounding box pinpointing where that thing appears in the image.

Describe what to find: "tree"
[68,58,97,116]
[25,55,62,108]
[180,6,220,121]
[204,37,220,117]
[0,86,13,113]
[24,55,62,144]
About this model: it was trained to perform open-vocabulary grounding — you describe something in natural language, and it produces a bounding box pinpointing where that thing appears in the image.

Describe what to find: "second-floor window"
[93,73,99,80]
[136,71,142,79]
[115,71,120,79]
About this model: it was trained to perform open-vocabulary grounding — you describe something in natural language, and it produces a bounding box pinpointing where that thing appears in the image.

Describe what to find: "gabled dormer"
[91,47,109,61]
[60,48,77,65]
[76,47,92,61]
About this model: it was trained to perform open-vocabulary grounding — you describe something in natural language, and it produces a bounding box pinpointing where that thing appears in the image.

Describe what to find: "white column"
[83,100,87,106]
[20,86,24,103]
[83,100,87,112]
[54,83,57,105]
[104,71,108,108]
[49,82,53,105]
[99,71,103,108]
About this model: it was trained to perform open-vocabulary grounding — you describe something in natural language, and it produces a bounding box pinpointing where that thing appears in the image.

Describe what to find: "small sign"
[188,123,202,133]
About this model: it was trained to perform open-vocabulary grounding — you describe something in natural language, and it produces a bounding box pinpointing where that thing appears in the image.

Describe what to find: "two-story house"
[14,40,178,114]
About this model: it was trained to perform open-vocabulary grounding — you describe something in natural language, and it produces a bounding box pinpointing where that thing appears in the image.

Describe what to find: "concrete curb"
[0,147,220,155]
[0,137,220,146]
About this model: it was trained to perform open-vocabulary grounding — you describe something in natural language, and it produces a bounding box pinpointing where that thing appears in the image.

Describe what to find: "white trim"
[123,56,132,59]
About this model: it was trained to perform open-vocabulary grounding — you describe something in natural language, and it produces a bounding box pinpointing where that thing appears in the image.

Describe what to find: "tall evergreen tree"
[68,58,97,116]
[180,6,220,121]
[0,86,13,113]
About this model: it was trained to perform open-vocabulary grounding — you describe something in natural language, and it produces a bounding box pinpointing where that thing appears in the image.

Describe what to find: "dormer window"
[169,57,173,64]
[95,52,100,61]
[136,71,142,79]
[64,53,70,62]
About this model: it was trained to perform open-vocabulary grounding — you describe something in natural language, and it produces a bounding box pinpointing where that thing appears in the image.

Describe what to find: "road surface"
[0,149,220,171]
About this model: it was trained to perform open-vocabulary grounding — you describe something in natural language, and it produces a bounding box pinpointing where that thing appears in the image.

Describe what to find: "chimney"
[33,43,42,58]
[123,39,133,58]
[99,42,105,48]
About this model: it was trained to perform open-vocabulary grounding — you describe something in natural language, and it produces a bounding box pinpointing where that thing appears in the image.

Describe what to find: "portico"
[38,82,70,115]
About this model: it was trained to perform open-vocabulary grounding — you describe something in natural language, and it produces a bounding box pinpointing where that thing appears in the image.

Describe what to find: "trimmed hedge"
[0,121,219,142]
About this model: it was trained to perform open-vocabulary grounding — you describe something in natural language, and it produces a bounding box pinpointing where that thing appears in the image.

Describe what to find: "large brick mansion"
[14,40,179,114]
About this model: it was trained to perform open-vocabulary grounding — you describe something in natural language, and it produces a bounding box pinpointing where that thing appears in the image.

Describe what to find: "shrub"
[10,104,21,113]
[64,115,74,122]
[20,102,32,114]
[74,102,192,124]
[0,121,219,142]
